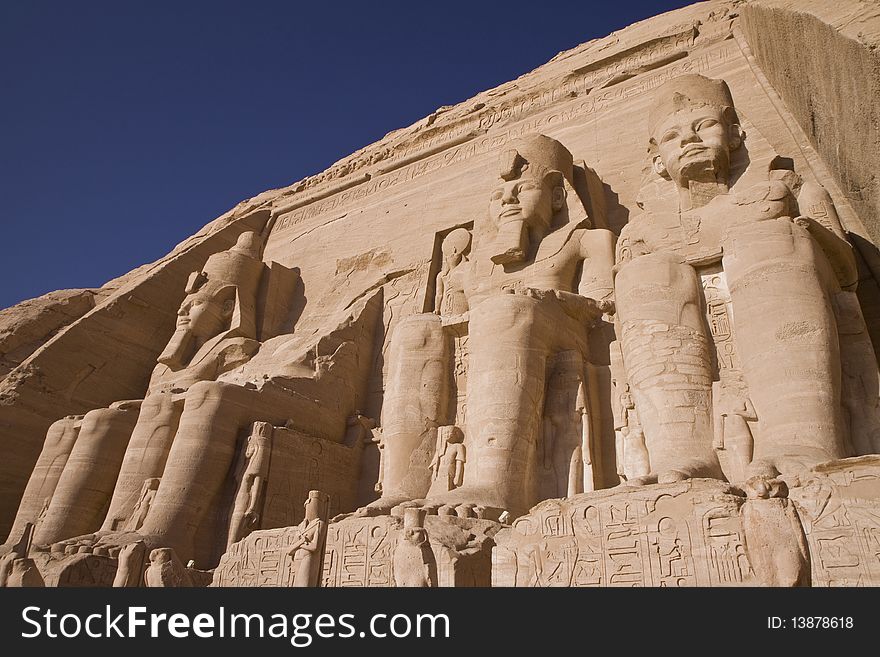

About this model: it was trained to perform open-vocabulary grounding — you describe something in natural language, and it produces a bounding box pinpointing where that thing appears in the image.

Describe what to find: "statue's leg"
[101,391,182,531]
[455,294,553,516]
[615,252,722,482]
[374,314,451,505]
[835,290,880,455]
[33,405,140,545]
[6,415,82,545]
[724,219,847,474]
[137,381,251,561]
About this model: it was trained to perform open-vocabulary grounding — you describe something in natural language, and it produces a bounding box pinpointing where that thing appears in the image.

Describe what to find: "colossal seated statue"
[613,73,880,484]
[9,222,382,566]
[369,134,616,518]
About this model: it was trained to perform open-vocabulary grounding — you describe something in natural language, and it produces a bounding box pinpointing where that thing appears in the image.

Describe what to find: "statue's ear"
[552,185,566,212]
[221,298,236,318]
[652,154,667,177]
[728,123,743,151]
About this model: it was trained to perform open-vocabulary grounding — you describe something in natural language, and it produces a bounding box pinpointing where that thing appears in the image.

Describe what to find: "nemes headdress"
[499,134,574,187]
[185,230,266,339]
[498,133,594,228]
[648,74,737,138]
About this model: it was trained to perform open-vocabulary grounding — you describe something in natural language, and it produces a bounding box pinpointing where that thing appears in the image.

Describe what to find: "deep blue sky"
[0,0,694,309]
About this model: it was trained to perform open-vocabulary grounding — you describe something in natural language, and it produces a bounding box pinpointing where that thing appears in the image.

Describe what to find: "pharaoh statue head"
[489,134,583,265]
[648,74,743,189]
[158,230,266,369]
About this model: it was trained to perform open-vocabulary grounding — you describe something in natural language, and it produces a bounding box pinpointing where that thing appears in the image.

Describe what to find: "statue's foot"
[657,457,725,484]
[339,493,418,520]
[392,487,511,521]
[390,499,497,520]
[45,531,158,559]
[623,474,659,487]
[747,451,832,480]
[38,532,104,556]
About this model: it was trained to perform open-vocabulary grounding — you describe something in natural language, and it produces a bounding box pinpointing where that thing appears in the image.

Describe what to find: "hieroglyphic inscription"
[274,26,703,210]
[211,527,307,586]
[322,517,397,587]
[701,268,738,373]
[51,554,119,587]
[492,480,757,587]
[789,457,880,586]
[703,511,753,585]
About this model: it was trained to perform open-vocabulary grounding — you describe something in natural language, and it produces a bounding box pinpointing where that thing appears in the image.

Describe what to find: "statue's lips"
[679,144,710,159]
[498,207,522,218]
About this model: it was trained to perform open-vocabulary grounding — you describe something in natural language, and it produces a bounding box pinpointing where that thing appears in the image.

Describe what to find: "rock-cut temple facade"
[3,0,880,587]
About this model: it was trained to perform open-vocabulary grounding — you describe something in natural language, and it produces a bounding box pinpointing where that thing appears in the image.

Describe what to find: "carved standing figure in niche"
[372,134,616,518]
[542,351,592,498]
[227,421,272,548]
[286,490,329,587]
[610,340,650,483]
[123,478,160,532]
[434,228,471,317]
[613,73,879,483]
[429,425,466,494]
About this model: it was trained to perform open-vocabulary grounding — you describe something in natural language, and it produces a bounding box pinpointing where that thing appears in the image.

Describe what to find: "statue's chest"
[636,207,726,266]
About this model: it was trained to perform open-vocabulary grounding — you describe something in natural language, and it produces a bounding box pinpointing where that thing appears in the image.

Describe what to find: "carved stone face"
[175,290,232,341]
[652,105,739,186]
[489,175,558,232]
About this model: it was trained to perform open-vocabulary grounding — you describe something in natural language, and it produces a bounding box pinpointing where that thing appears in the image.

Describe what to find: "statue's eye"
[518,182,538,191]
[695,119,719,131]
[661,130,678,143]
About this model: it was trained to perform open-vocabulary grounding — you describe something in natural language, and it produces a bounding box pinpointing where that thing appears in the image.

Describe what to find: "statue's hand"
[553,290,606,323]
[517,286,553,300]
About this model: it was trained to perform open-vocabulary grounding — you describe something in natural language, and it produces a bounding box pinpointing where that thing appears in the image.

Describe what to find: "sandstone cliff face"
[2,0,879,553]
[0,289,101,379]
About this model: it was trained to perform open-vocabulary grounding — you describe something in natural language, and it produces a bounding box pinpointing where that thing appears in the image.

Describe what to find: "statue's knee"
[182,380,245,417]
[616,253,700,325]
[617,252,691,292]
[80,406,134,434]
[139,393,170,416]
[186,380,224,405]
[393,313,444,350]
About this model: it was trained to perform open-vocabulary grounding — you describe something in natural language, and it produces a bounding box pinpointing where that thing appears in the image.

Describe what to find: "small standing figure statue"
[429,426,466,495]
[372,427,385,494]
[227,421,272,548]
[123,478,160,532]
[393,508,435,587]
[287,490,329,587]
[434,228,471,317]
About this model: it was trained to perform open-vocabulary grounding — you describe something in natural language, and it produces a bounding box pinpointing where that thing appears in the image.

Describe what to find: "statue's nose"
[680,127,700,145]
[501,184,517,204]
